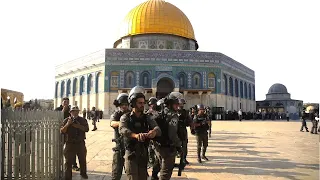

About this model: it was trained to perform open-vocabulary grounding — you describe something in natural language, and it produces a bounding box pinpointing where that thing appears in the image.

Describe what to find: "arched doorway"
[156,78,174,99]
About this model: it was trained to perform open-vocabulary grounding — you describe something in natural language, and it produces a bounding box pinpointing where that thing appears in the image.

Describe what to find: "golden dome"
[117,0,196,41]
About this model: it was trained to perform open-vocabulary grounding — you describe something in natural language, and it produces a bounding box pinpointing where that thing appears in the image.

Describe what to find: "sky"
[0,0,319,103]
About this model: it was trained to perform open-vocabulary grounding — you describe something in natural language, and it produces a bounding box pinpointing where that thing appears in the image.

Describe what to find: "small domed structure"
[268,83,288,94]
[266,83,291,100]
[256,83,303,120]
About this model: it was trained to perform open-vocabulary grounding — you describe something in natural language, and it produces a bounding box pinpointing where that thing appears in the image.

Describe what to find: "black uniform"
[110,110,127,180]
[178,109,191,162]
[193,114,210,163]
[152,108,182,180]
[300,115,309,132]
[120,112,161,180]
[61,116,89,180]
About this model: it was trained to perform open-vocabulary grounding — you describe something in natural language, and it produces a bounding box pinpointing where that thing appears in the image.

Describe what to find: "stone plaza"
[71,120,319,180]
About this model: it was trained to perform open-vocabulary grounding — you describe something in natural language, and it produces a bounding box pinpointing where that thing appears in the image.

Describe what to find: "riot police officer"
[147,97,159,169]
[193,104,211,163]
[119,86,161,180]
[177,98,192,164]
[147,97,159,115]
[110,93,130,180]
[60,105,89,179]
[151,92,183,180]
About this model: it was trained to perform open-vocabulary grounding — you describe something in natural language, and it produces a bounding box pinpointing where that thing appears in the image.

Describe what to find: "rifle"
[112,137,125,156]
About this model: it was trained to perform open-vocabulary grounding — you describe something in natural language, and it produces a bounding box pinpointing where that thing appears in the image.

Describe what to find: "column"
[198,91,203,104]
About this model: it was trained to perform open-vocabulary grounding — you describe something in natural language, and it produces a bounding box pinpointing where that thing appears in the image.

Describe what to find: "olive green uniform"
[119,112,161,180]
[61,116,89,180]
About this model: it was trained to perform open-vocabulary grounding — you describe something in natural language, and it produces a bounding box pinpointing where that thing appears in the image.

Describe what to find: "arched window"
[55,82,59,98]
[95,72,103,93]
[66,79,71,97]
[249,84,252,100]
[80,76,85,95]
[87,74,93,93]
[229,77,233,96]
[60,81,65,98]
[208,72,216,89]
[73,78,78,96]
[235,79,239,97]
[125,71,134,88]
[224,75,228,95]
[244,82,248,99]
[192,73,201,89]
[240,81,244,98]
[140,71,150,87]
[178,72,187,88]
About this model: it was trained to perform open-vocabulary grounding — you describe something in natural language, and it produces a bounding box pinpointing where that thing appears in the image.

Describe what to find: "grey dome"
[268,83,288,94]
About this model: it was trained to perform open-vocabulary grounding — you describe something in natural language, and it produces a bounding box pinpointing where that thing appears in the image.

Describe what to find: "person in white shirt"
[238,109,242,121]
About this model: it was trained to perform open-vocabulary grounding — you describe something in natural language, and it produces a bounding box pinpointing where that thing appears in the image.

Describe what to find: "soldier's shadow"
[183,131,319,180]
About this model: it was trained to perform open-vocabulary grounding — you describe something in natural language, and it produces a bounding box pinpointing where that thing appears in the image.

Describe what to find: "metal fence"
[1,110,65,180]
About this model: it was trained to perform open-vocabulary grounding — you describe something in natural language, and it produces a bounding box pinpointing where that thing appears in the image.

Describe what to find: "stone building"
[1,88,24,107]
[256,83,303,120]
[54,0,256,118]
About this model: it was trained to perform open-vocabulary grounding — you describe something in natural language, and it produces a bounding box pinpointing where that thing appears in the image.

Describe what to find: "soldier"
[147,97,158,115]
[151,92,183,180]
[119,86,161,180]
[55,97,80,171]
[90,107,98,131]
[146,97,158,169]
[110,93,130,180]
[300,112,309,132]
[177,98,191,164]
[193,104,211,163]
[60,105,89,180]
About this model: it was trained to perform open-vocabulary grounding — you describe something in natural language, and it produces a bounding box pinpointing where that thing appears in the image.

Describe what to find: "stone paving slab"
[71,120,319,180]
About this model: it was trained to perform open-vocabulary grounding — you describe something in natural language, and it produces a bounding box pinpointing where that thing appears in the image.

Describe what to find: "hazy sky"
[0,0,319,103]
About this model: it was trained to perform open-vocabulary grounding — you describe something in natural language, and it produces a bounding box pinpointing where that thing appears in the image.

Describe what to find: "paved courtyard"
[72,120,319,180]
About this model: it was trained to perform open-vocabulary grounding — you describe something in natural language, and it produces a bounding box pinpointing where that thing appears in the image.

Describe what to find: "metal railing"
[1,110,65,180]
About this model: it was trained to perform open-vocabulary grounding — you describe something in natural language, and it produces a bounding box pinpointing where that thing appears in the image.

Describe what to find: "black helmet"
[165,92,183,105]
[128,86,146,107]
[113,93,129,107]
[197,104,205,110]
[178,98,186,104]
[148,97,157,106]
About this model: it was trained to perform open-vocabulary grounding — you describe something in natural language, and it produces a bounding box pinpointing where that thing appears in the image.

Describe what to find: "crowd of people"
[56,86,318,180]
[59,86,212,180]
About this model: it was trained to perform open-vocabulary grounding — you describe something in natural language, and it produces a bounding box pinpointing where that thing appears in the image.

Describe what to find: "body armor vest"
[194,115,209,133]
[153,111,173,147]
[123,113,149,151]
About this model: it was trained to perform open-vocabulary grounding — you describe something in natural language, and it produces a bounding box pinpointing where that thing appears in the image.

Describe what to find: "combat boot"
[202,147,209,161]
[197,148,202,163]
